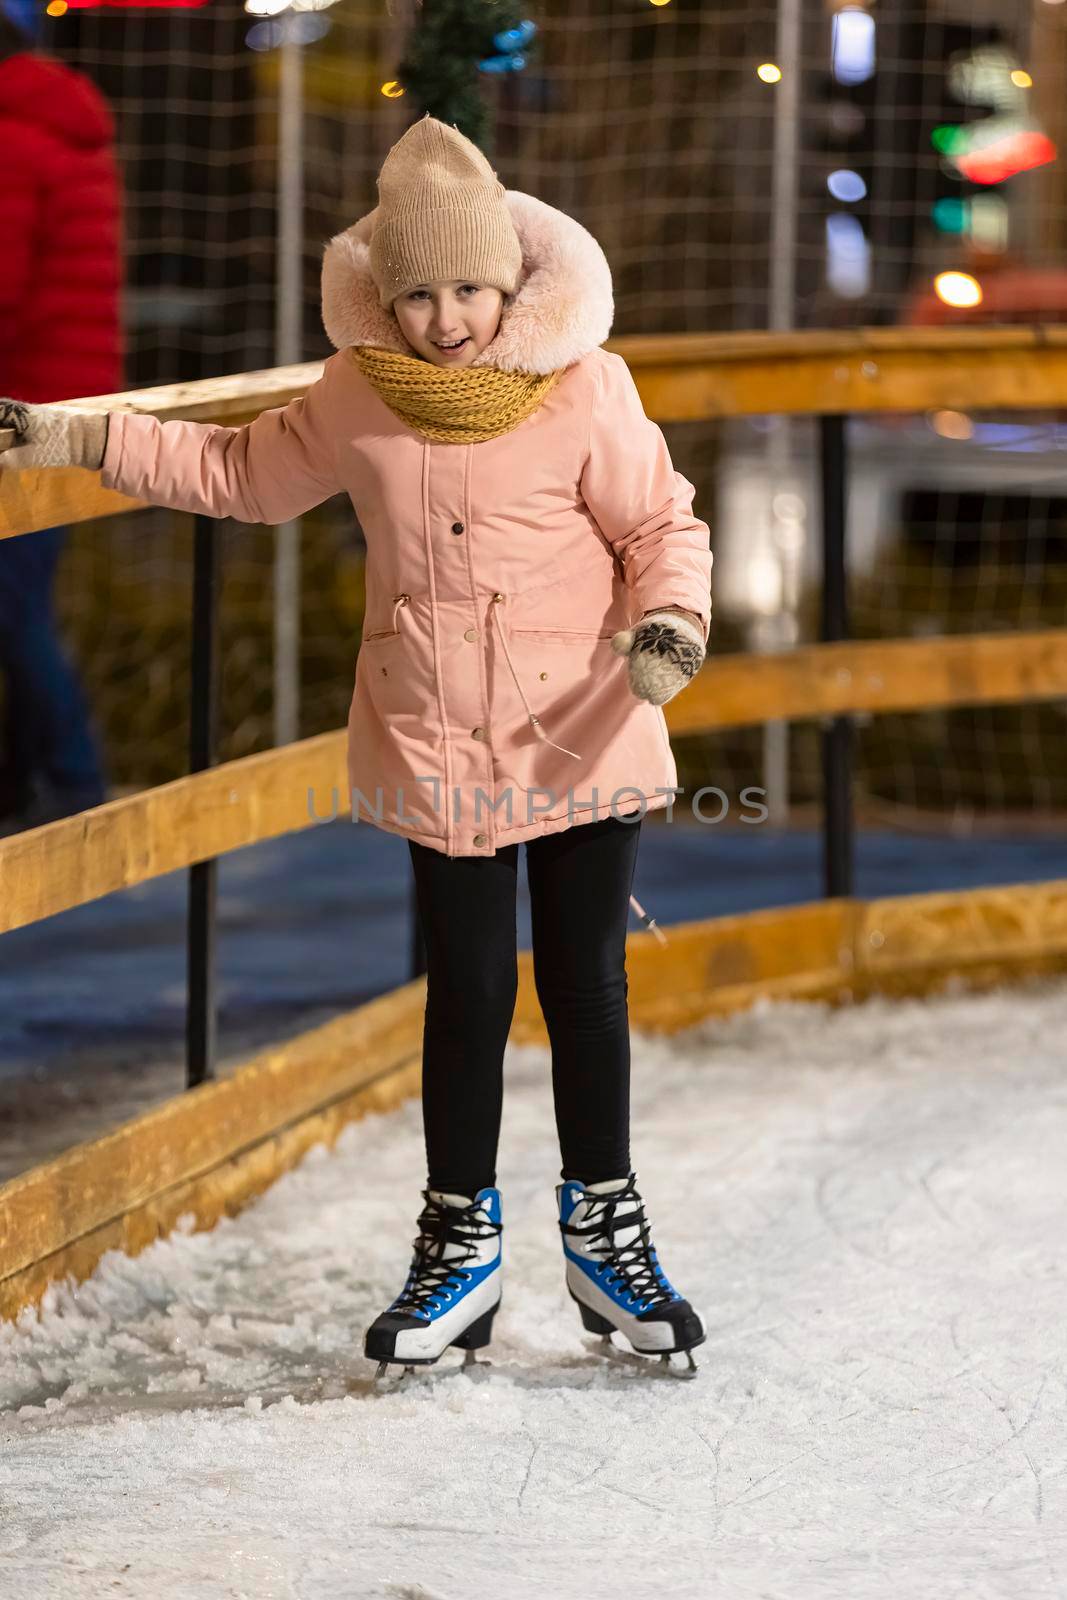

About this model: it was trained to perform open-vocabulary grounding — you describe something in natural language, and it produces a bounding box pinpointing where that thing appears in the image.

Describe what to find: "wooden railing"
[3,327,1067,1085]
[6,326,1067,539]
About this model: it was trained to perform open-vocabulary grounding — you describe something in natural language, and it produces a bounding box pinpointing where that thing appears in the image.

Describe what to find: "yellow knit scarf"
[347,344,564,443]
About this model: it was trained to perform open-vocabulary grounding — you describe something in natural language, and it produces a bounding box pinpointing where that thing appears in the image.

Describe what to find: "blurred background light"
[757,63,782,84]
[826,212,871,298]
[245,11,330,48]
[827,168,867,203]
[831,7,875,86]
[968,193,1009,251]
[245,0,339,12]
[934,270,983,308]
[929,410,974,441]
[932,197,967,233]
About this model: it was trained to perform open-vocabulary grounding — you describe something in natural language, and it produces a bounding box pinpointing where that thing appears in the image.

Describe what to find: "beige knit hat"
[369,113,524,309]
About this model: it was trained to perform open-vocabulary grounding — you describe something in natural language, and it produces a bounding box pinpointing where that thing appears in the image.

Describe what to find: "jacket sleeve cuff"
[641,608,707,652]
[641,604,710,647]
[100,409,127,490]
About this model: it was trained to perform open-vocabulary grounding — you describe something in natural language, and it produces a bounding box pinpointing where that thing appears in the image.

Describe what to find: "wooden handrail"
[6,327,1067,537]
[0,361,322,540]
[667,628,1067,735]
[2,628,1065,935]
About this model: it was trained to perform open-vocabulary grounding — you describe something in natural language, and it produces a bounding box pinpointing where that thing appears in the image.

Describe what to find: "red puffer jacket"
[0,50,124,403]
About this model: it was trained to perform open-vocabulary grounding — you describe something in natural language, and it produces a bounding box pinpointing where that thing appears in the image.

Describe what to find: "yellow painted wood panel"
[0,980,424,1280]
[0,1060,421,1323]
[0,729,349,934]
[667,631,1067,734]
[5,879,1067,1322]
[4,634,1066,933]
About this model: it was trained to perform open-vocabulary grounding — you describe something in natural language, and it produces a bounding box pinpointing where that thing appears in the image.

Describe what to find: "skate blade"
[589,1332,700,1379]
[373,1359,422,1388]
[370,1346,494,1388]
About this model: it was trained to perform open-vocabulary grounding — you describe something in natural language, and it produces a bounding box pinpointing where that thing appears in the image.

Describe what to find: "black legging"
[408,814,642,1195]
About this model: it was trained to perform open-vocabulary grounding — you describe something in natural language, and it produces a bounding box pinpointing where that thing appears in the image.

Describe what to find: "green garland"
[396,0,535,154]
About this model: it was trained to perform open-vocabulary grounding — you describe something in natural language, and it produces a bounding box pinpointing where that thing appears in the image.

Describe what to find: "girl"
[1,114,713,1379]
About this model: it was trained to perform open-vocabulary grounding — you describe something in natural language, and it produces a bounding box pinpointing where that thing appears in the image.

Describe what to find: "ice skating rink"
[2,980,1065,1600]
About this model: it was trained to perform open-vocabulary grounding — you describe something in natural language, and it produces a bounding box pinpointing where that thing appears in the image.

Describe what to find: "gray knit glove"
[611,608,706,707]
[0,398,109,470]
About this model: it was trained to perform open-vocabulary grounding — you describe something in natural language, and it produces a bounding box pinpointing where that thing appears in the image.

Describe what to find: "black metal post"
[410,876,427,980]
[186,514,221,1087]
[819,414,854,899]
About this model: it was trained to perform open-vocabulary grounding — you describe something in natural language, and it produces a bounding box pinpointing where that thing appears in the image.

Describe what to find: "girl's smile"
[392,281,505,366]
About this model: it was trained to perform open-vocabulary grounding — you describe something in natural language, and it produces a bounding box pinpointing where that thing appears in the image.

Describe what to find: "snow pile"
[2,981,1066,1598]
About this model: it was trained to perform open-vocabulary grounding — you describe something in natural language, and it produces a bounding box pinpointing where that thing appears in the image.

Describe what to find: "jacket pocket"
[362,592,412,642]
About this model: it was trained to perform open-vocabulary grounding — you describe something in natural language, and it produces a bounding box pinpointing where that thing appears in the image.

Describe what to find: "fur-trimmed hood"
[320,190,614,375]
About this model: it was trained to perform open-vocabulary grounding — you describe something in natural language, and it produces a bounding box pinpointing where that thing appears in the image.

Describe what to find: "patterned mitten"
[0,398,109,470]
[611,608,706,707]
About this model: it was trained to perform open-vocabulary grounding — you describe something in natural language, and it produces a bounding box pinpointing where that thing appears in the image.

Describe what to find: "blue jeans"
[0,525,107,811]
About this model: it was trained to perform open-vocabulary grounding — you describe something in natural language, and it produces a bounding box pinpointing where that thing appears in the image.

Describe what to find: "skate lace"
[564,1175,677,1311]
[396,1191,502,1317]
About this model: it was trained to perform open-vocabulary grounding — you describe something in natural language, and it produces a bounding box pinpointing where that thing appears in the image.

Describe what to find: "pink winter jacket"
[100,190,713,858]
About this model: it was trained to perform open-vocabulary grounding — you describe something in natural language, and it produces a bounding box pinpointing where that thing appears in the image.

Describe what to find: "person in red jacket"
[0,13,122,833]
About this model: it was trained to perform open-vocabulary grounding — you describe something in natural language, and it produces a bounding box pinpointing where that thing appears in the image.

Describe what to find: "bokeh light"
[831,7,876,85]
[827,169,867,203]
[757,63,782,84]
[934,271,983,309]
[929,410,975,441]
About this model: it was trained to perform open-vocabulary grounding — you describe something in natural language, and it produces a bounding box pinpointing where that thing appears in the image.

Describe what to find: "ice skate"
[557,1173,706,1378]
[365,1186,503,1380]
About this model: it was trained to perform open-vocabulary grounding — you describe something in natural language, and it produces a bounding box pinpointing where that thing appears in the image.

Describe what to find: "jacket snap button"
[464,628,478,642]
[451,522,465,536]
[539,671,548,680]
[472,726,486,741]
[492,592,504,602]
[473,833,487,847]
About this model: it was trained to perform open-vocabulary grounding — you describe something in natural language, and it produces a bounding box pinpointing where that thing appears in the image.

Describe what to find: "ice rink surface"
[2,979,1066,1599]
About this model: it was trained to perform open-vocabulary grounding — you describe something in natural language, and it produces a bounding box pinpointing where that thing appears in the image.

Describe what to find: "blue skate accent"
[558,1181,682,1317]
[389,1185,502,1324]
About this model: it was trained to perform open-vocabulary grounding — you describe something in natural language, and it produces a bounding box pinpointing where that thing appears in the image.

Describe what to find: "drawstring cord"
[489,595,583,762]
[394,592,666,943]
[628,892,668,947]
[489,595,666,943]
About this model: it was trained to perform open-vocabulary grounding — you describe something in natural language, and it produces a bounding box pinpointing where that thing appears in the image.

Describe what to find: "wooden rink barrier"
[7,325,1067,538]
[3,878,1067,1323]
[3,327,1067,1322]
[2,629,1067,936]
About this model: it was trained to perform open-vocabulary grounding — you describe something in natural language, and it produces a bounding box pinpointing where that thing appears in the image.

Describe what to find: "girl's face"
[392,281,505,366]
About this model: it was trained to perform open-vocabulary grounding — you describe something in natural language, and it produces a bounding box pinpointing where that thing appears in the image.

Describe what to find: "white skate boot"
[364,1186,503,1379]
[557,1173,706,1377]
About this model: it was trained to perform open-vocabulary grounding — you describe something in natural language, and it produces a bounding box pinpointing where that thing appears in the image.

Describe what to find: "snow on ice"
[2,981,1066,1598]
